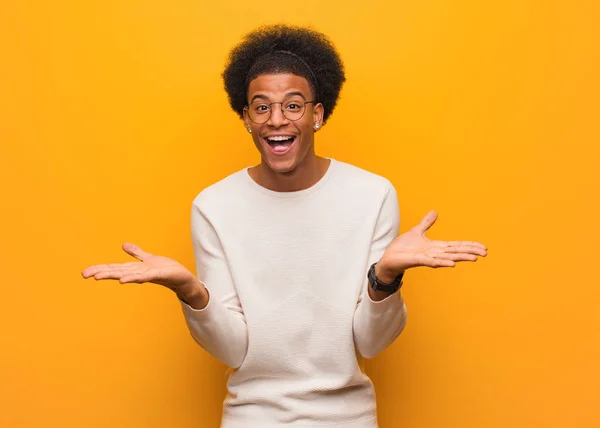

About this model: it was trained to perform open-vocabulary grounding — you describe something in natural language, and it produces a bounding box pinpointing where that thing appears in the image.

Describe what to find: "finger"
[82,266,98,278]
[445,240,487,251]
[436,253,478,262]
[444,245,487,257]
[82,264,109,278]
[101,262,140,270]
[122,242,152,261]
[111,262,139,267]
[82,262,138,278]
[416,254,455,268]
[120,271,154,284]
[415,210,438,234]
[93,269,127,280]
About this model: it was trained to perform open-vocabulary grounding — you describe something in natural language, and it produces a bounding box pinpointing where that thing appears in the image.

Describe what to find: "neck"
[250,154,330,192]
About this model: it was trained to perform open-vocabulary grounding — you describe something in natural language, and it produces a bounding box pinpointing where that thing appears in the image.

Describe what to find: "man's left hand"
[377,210,488,281]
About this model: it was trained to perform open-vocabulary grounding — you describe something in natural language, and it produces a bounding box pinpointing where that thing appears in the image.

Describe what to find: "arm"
[179,201,249,369]
[353,182,408,359]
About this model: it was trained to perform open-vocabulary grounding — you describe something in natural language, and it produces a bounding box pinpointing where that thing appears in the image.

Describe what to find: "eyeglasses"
[244,98,315,124]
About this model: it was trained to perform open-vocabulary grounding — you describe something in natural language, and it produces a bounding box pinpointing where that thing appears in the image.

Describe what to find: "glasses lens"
[282,99,306,121]
[248,101,271,124]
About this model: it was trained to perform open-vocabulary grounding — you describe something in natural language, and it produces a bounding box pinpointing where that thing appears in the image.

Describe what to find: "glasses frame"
[244,99,316,124]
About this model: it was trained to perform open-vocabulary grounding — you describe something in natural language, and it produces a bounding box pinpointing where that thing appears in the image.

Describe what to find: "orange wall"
[1,1,598,427]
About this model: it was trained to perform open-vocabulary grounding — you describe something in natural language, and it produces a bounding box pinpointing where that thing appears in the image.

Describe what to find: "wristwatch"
[368,262,404,293]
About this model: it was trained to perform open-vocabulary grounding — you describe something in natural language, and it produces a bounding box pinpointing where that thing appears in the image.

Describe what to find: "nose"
[266,103,289,128]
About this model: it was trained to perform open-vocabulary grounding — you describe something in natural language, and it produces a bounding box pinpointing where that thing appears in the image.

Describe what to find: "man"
[82,24,487,428]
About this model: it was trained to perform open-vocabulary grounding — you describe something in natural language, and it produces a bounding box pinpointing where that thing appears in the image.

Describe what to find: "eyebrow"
[250,91,306,103]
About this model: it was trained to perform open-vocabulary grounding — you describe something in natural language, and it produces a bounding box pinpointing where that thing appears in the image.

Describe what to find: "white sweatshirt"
[180,158,407,428]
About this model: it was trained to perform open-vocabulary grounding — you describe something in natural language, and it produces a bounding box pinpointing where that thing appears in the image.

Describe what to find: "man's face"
[244,73,324,174]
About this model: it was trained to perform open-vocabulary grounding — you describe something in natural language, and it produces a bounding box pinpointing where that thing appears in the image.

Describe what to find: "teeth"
[267,136,294,142]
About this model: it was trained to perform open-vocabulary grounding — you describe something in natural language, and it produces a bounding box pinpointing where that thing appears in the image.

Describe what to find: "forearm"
[354,259,407,358]
[178,279,248,368]
[353,289,407,359]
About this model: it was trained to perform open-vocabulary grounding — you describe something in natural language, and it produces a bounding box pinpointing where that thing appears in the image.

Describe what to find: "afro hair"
[222,24,346,125]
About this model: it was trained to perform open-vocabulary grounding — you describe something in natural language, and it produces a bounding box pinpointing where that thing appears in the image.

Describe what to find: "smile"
[263,135,297,155]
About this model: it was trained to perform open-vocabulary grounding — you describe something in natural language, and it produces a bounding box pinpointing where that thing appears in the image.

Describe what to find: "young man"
[82,25,487,428]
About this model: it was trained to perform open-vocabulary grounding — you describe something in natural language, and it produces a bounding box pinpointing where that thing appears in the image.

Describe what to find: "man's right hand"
[81,242,209,309]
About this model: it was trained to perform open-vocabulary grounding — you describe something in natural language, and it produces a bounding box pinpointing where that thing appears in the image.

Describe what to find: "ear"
[242,108,252,133]
[313,103,324,130]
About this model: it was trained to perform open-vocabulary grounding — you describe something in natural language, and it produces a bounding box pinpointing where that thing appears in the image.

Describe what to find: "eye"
[285,103,301,111]
[254,104,270,113]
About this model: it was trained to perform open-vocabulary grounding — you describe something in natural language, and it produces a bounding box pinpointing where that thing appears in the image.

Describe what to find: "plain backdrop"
[1,1,599,427]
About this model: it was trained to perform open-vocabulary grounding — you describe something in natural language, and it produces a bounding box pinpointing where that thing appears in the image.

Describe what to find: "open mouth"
[264,135,297,155]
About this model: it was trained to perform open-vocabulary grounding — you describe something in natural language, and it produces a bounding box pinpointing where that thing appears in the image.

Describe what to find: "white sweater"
[180,158,407,428]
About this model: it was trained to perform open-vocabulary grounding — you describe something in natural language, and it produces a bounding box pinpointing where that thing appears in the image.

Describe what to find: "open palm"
[81,243,196,294]
[380,210,488,274]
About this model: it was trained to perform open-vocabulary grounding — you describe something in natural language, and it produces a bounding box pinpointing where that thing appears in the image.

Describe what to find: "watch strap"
[367,262,404,293]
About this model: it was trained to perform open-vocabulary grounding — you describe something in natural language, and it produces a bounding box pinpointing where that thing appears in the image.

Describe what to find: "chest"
[215,197,377,310]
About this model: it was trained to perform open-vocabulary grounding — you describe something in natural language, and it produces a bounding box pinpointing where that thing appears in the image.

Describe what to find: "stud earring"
[315,124,320,129]
[247,128,252,133]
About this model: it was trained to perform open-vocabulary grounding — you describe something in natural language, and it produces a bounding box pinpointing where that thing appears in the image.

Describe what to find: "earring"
[315,124,320,129]
[247,128,252,133]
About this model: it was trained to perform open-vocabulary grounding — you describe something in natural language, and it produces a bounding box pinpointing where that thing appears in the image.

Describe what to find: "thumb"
[122,242,151,261]
[415,210,438,234]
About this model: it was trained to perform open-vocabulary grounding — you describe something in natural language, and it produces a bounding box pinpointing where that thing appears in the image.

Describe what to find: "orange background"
[1,1,599,427]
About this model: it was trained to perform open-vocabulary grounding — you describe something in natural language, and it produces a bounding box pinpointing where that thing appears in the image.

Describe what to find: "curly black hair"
[222,24,346,125]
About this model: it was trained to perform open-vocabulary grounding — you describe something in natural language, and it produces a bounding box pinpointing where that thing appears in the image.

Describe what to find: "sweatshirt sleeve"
[179,200,249,369]
[353,181,408,359]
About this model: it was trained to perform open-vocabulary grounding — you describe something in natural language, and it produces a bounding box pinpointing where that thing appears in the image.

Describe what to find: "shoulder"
[191,167,248,212]
[330,158,396,200]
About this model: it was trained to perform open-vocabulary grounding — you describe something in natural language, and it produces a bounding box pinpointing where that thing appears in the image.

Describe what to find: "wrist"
[367,261,404,301]
[178,277,209,310]
[375,262,401,284]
